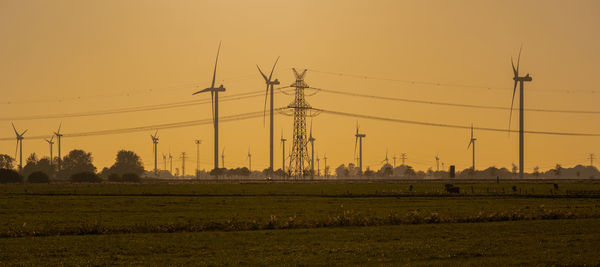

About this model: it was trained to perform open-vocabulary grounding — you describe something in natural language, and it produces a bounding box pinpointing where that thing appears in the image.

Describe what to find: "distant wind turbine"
[468,124,476,171]
[308,121,316,179]
[45,135,54,167]
[193,42,226,171]
[54,123,63,171]
[354,122,366,174]
[280,131,287,173]
[150,130,159,175]
[509,46,532,179]
[11,123,27,172]
[257,57,280,173]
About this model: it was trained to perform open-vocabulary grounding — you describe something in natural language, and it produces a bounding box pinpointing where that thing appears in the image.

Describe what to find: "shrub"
[28,171,50,183]
[0,169,23,183]
[70,171,101,183]
[121,173,141,182]
[108,173,121,182]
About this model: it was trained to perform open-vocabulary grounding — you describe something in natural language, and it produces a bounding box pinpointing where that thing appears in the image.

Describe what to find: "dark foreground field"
[1,181,599,265]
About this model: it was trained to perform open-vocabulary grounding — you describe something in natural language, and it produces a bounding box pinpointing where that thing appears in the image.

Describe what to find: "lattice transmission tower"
[287,68,312,179]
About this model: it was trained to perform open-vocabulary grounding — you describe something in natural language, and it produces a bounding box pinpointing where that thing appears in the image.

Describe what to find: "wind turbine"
[323,153,328,177]
[354,122,366,174]
[54,123,63,171]
[308,122,316,179]
[169,153,173,174]
[11,123,27,172]
[382,149,389,165]
[280,131,287,173]
[45,136,54,166]
[316,153,320,177]
[247,147,252,171]
[162,154,167,171]
[435,154,440,172]
[195,140,201,178]
[193,42,226,172]
[221,147,225,169]
[257,57,280,173]
[150,130,159,175]
[509,46,532,179]
[467,124,476,171]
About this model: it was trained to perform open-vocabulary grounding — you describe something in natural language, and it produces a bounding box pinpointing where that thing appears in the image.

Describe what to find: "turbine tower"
[435,154,440,172]
[150,130,159,175]
[193,42,226,172]
[45,136,54,167]
[280,131,287,174]
[308,122,316,179]
[323,153,328,177]
[169,153,173,174]
[316,153,320,177]
[509,46,532,179]
[354,122,366,174]
[11,123,27,172]
[162,154,167,170]
[257,57,280,173]
[54,123,63,171]
[468,124,476,171]
[287,68,311,179]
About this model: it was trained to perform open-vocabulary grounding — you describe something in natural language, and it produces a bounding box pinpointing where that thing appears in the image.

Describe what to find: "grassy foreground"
[0,182,599,265]
[1,219,599,266]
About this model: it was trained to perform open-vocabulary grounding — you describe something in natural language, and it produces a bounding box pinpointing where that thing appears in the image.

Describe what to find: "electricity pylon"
[287,68,311,179]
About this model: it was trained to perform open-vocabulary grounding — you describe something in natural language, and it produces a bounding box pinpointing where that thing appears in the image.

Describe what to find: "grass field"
[1,181,599,265]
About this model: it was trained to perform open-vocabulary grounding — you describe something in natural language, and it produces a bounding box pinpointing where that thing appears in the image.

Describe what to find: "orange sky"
[1,0,599,175]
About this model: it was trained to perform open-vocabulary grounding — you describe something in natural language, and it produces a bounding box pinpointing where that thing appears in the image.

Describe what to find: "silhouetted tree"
[511,163,518,176]
[58,150,96,179]
[554,164,563,176]
[364,167,374,177]
[107,150,144,176]
[21,153,55,179]
[0,154,14,169]
[335,164,349,177]
[70,171,101,183]
[404,165,416,176]
[274,168,286,177]
[533,166,540,177]
[0,168,22,183]
[28,171,50,183]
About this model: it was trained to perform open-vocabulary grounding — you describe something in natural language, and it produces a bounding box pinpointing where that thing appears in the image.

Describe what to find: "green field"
[1,181,599,265]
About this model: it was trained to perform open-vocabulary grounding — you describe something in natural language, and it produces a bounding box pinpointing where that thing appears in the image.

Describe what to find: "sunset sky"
[1,0,599,174]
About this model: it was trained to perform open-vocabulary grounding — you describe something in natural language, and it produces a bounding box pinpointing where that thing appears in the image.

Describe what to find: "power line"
[314,108,600,137]
[310,87,600,115]
[0,108,285,141]
[1,89,292,121]
[307,68,599,94]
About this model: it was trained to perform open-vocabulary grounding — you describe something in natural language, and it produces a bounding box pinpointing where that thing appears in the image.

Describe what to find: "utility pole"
[195,140,201,179]
[401,153,407,166]
[181,152,186,178]
[589,153,595,167]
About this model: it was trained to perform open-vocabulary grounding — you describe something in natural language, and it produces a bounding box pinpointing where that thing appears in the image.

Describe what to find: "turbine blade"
[508,84,517,132]
[211,91,215,124]
[511,57,518,77]
[517,45,522,75]
[354,136,358,160]
[192,88,213,95]
[468,140,472,149]
[263,84,269,127]
[268,56,280,81]
[21,130,27,136]
[211,41,221,89]
[15,140,18,158]
[57,122,62,134]
[11,122,18,136]
[257,65,268,82]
